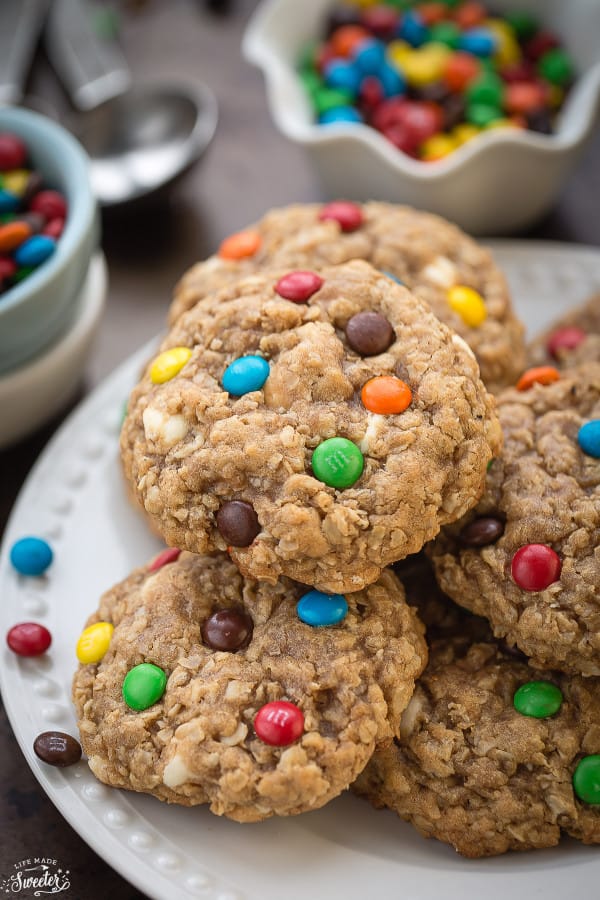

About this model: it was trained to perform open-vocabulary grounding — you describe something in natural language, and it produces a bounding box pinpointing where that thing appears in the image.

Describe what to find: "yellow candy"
[397,45,450,87]
[485,19,521,67]
[447,286,487,328]
[486,118,521,130]
[421,134,458,161]
[387,40,412,69]
[3,169,30,197]
[150,347,192,384]
[76,622,114,664]
[453,123,480,145]
[548,85,564,109]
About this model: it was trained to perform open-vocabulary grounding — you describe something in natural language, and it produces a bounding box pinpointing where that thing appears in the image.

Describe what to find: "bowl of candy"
[0,106,98,375]
[244,0,600,234]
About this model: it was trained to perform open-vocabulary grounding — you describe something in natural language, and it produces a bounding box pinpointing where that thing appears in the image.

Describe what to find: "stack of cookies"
[73,201,600,857]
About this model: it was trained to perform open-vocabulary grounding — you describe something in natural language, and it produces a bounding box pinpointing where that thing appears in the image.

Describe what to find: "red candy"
[501,61,536,84]
[525,31,560,63]
[546,326,586,359]
[396,101,444,144]
[254,700,304,746]
[359,76,385,114]
[418,2,447,26]
[454,1,486,28]
[149,547,181,572]
[42,218,65,240]
[0,133,27,171]
[7,622,52,656]
[30,190,68,221]
[360,6,398,39]
[319,200,363,232]
[275,270,324,302]
[0,256,17,282]
[511,544,561,592]
[444,52,481,92]
[505,82,547,114]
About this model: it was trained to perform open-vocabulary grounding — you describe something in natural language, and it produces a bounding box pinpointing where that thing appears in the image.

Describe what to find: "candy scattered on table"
[299,1,575,160]
[253,700,304,746]
[9,535,53,576]
[297,589,349,626]
[513,681,563,718]
[33,731,82,767]
[7,622,52,656]
[122,662,167,711]
[0,132,68,295]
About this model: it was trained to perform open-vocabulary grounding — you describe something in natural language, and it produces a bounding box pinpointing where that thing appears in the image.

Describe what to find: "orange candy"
[331,25,370,57]
[361,376,412,415]
[443,52,481,92]
[516,366,560,391]
[0,220,32,253]
[218,229,262,260]
[505,82,547,114]
[454,1,486,29]
[418,3,448,26]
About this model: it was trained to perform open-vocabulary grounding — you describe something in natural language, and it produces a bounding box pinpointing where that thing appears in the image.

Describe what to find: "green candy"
[11,266,34,283]
[505,11,538,42]
[573,755,600,805]
[300,69,323,97]
[487,457,495,471]
[467,73,504,108]
[428,22,461,49]
[538,49,574,87]
[298,40,319,72]
[466,103,503,128]
[122,662,167,711]
[513,681,563,718]
[313,87,354,116]
[312,437,364,489]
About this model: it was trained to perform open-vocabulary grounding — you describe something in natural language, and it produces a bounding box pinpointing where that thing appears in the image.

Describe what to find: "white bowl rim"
[243,0,600,182]
[0,106,96,315]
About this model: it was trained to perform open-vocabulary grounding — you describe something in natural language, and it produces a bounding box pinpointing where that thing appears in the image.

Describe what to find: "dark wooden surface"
[1,1,599,896]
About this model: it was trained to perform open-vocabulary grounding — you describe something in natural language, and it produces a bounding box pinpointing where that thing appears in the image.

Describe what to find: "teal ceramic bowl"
[0,107,99,375]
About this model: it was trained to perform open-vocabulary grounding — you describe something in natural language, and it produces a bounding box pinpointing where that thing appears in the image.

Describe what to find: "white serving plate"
[1,241,600,900]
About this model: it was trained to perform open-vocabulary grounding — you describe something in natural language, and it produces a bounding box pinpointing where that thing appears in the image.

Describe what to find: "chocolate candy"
[511,543,561,591]
[33,731,82,767]
[149,547,182,571]
[513,681,563,718]
[346,311,394,356]
[222,355,270,396]
[7,622,52,656]
[254,700,304,746]
[459,516,504,546]
[201,607,254,651]
[578,420,600,459]
[275,270,324,302]
[216,500,261,546]
[296,589,348,626]
[122,662,167,711]
[573,755,600,805]
[312,437,364,489]
[10,536,53,576]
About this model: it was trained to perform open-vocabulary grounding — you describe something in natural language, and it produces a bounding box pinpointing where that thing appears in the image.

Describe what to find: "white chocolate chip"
[219,721,248,746]
[163,753,194,788]
[360,413,384,454]
[143,407,188,447]
[420,256,457,288]
[452,332,477,362]
[142,406,164,441]
[163,414,188,445]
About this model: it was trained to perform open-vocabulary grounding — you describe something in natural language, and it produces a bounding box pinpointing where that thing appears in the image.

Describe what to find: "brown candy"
[216,500,261,547]
[345,311,395,356]
[33,731,82,767]
[201,607,254,651]
[460,516,505,547]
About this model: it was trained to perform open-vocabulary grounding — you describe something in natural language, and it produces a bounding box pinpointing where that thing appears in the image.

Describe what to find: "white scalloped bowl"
[243,0,600,235]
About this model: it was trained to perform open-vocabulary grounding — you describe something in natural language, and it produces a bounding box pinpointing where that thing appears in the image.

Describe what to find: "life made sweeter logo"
[1,858,70,896]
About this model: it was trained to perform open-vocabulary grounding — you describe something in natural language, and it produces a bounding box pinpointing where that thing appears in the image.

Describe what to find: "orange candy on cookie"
[218,229,262,260]
[516,366,560,391]
[361,376,412,415]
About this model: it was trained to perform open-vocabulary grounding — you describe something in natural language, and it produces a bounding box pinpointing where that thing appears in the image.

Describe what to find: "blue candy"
[319,106,363,124]
[459,28,497,57]
[353,38,386,75]
[397,11,429,48]
[323,59,362,95]
[14,235,56,268]
[297,590,348,627]
[10,536,53,576]
[0,189,19,214]
[382,270,405,285]
[222,355,269,396]
[378,63,405,98]
[578,420,600,458]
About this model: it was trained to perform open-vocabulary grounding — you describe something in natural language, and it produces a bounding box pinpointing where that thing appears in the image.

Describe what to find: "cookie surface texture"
[73,551,427,822]
[121,261,501,593]
[170,202,525,393]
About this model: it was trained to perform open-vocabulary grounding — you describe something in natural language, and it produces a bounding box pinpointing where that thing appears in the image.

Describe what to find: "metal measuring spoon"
[43,0,218,207]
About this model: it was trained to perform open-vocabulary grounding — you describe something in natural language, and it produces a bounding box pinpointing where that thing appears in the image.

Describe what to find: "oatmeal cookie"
[430,364,600,675]
[72,550,427,822]
[170,202,525,392]
[528,293,600,368]
[121,260,501,593]
[353,635,600,857]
